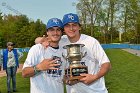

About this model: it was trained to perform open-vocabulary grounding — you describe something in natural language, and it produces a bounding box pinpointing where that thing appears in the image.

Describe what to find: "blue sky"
[0,0,77,23]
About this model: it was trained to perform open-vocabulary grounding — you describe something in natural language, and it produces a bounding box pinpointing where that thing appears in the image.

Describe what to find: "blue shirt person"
[0,52,2,71]
[1,42,23,93]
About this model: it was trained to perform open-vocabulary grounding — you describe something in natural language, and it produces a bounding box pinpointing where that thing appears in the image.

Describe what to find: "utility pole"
[119,31,122,42]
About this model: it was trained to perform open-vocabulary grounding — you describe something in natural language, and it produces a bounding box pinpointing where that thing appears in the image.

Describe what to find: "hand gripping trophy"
[63,44,88,82]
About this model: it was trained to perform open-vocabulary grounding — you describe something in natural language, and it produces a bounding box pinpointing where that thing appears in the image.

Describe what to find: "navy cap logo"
[68,15,74,20]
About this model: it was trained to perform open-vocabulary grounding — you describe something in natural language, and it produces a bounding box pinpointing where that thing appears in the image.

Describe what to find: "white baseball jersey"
[23,44,65,93]
[60,34,110,93]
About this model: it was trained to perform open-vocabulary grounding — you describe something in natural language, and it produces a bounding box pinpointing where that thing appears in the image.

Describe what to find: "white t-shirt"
[60,34,110,93]
[7,51,16,67]
[23,44,65,93]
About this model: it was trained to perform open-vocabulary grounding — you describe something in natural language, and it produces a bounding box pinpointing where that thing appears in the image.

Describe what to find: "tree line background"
[0,0,140,48]
[0,14,46,48]
[75,0,140,44]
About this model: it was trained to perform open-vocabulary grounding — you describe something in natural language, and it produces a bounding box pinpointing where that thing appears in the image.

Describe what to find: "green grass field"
[0,49,140,93]
[105,49,140,93]
[0,73,30,93]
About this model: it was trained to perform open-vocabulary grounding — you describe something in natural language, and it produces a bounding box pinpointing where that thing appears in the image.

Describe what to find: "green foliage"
[121,30,137,43]
[0,14,46,48]
[76,0,140,44]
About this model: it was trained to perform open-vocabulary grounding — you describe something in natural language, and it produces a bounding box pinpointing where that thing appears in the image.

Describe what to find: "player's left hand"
[79,74,98,85]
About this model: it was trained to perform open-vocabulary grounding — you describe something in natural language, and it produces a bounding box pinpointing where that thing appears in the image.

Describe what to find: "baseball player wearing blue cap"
[60,13,111,93]
[47,18,63,29]
[22,18,65,93]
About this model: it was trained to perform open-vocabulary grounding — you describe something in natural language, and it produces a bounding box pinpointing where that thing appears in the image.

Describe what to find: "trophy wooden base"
[64,65,88,82]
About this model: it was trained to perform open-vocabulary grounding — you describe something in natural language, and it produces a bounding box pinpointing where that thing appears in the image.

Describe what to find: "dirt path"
[0,64,23,77]
[122,48,140,57]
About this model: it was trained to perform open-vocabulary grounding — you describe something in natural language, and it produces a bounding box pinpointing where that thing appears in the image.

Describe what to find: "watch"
[33,65,41,75]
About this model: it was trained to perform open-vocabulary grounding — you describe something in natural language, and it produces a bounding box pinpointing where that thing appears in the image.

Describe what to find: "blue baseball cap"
[46,18,63,29]
[62,13,80,26]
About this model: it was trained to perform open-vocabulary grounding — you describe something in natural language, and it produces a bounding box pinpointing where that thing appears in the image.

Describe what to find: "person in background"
[0,50,2,71]
[22,18,66,93]
[60,13,111,93]
[2,42,23,93]
[0,54,2,71]
[0,54,2,93]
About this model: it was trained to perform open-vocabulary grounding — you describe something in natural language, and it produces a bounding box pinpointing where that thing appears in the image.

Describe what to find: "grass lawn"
[19,52,28,64]
[0,49,140,93]
[0,73,30,93]
[105,49,140,93]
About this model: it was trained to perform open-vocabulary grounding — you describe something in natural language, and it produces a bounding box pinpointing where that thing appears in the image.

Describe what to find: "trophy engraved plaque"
[63,44,88,81]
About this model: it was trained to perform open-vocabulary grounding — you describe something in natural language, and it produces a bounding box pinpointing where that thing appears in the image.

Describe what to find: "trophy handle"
[81,51,87,58]
[62,53,67,60]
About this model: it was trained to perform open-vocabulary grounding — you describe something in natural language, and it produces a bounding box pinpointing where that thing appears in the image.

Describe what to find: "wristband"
[33,65,41,75]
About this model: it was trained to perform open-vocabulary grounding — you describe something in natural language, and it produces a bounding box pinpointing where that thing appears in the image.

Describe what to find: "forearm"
[96,62,111,79]
[22,58,59,78]
[22,67,35,78]
[22,61,48,78]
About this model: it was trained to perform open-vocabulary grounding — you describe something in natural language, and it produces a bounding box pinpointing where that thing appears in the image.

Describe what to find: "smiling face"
[46,27,62,43]
[64,22,81,42]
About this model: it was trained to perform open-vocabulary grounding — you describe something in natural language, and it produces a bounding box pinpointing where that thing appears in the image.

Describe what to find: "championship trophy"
[63,44,88,82]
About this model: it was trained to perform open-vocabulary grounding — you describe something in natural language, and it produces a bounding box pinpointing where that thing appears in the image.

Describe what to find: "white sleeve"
[22,44,44,69]
[93,40,110,66]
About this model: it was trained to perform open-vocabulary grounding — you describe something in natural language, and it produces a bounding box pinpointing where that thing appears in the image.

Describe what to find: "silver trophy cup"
[63,44,88,81]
